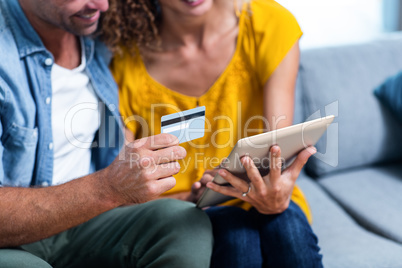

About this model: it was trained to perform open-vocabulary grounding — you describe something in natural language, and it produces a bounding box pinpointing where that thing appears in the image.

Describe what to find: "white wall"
[276,0,383,49]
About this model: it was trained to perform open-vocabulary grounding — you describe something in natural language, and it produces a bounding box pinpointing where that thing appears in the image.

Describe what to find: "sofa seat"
[297,174,402,268]
[317,164,402,244]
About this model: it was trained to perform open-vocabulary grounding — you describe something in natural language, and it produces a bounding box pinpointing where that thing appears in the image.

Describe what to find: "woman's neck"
[158,1,235,50]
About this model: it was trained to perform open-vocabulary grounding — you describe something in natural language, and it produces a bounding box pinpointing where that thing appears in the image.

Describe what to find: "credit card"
[161,106,206,143]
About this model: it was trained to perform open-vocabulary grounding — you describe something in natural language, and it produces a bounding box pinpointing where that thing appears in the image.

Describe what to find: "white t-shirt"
[51,41,101,185]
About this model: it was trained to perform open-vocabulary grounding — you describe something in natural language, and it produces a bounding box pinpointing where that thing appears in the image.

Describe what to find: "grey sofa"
[294,35,402,267]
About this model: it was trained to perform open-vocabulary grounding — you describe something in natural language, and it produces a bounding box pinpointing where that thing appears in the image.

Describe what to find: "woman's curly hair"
[100,0,250,54]
[100,0,161,54]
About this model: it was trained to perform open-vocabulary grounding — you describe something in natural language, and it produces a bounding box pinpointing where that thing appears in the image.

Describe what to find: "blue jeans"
[206,201,323,268]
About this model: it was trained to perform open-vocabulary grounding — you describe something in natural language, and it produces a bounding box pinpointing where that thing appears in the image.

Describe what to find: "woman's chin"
[175,0,214,17]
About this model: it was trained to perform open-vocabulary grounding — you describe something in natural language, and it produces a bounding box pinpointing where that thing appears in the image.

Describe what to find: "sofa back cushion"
[295,35,402,177]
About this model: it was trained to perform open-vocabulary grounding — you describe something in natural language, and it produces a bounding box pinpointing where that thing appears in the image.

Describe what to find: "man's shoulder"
[0,7,30,108]
[0,30,24,87]
[0,3,20,64]
[0,0,12,35]
[0,2,9,36]
[0,9,5,32]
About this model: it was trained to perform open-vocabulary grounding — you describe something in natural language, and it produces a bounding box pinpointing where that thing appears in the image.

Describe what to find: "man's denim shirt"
[0,0,124,187]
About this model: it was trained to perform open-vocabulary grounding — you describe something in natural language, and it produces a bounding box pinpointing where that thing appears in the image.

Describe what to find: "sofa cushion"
[297,173,402,268]
[296,35,402,177]
[374,71,402,123]
[317,164,402,244]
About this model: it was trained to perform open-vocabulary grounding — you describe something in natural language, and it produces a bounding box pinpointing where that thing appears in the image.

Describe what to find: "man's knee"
[131,199,213,267]
[0,249,52,268]
[145,199,212,233]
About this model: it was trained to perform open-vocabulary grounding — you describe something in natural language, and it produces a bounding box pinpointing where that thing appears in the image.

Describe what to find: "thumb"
[288,146,317,180]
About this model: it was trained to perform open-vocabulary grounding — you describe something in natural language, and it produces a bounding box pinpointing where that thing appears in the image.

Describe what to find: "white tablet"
[196,115,335,208]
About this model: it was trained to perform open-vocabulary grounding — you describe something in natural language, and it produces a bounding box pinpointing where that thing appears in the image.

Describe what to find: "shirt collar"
[3,0,46,58]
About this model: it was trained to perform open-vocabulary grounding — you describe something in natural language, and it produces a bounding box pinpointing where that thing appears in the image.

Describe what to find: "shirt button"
[44,58,53,66]
[108,104,116,112]
[48,143,53,150]
[46,97,51,105]
[41,182,49,187]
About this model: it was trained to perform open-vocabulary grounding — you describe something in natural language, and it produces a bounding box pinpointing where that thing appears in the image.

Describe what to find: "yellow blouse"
[111,0,311,223]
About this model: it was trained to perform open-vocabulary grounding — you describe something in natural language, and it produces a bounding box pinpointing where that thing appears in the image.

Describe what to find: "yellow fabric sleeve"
[248,0,303,84]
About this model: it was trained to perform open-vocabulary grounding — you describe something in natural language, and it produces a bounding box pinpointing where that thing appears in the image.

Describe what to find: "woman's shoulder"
[249,0,293,15]
[246,0,300,34]
[239,0,302,84]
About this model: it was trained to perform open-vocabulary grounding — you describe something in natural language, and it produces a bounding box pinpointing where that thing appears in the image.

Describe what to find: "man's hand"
[187,169,218,203]
[206,145,316,214]
[102,134,186,205]
[0,133,186,248]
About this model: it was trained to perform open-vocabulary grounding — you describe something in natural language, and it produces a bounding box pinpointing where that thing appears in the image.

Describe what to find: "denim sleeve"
[0,77,6,186]
[0,76,39,187]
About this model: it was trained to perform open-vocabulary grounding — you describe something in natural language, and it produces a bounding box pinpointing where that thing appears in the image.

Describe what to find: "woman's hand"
[187,169,218,203]
[206,145,316,214]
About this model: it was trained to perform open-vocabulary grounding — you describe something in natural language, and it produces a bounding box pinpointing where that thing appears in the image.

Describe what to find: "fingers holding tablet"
[206,144,317,215]
[197,115,334,208]
[207,169,249,200]
[268,145,282,184]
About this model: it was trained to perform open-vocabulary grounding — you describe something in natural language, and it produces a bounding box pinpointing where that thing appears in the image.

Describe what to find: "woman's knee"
[257,202,323,268]
[206,206,263,268]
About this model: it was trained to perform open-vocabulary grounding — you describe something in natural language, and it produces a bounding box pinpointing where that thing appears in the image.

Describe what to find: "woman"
[102,0,323,267]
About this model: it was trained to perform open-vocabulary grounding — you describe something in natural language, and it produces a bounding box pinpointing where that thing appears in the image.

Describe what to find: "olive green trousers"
[0,199,213,268]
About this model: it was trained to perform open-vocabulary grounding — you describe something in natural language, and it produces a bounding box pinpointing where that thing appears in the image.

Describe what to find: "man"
[0,0,213,267]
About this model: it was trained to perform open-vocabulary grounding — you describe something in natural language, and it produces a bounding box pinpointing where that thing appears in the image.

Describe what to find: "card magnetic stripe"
[161,110,206,127]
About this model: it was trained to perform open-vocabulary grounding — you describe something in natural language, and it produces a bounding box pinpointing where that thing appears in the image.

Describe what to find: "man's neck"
[40,31,81,69]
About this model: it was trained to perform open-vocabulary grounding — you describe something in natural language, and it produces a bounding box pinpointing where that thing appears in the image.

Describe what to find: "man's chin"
[68,22,99,37]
